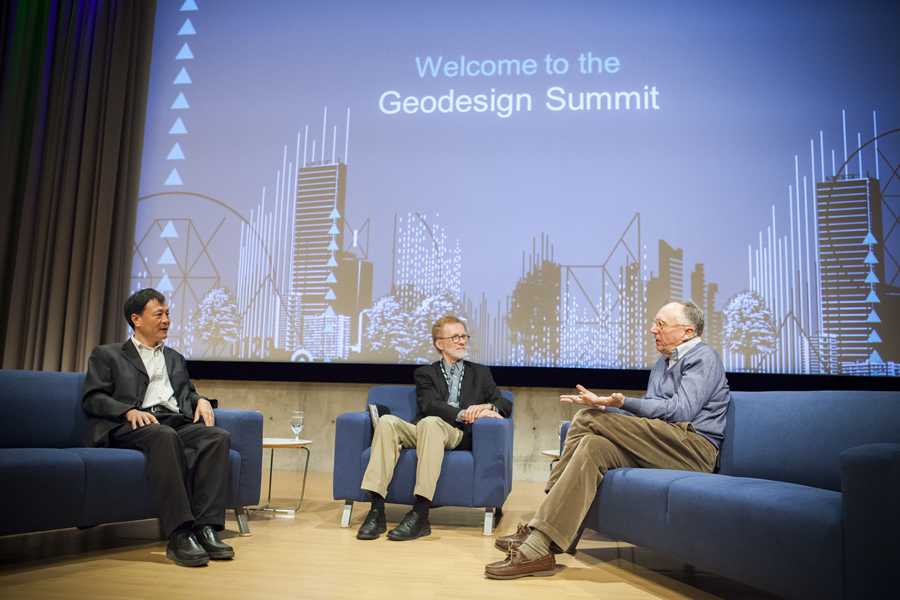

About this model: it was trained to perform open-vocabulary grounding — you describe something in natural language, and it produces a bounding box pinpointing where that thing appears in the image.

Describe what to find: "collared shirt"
[131,336,179,412]
[441,358,466,422]
[667,336,702,370]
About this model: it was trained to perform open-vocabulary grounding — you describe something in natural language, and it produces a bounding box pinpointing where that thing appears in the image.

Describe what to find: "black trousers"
[108,413,231,537]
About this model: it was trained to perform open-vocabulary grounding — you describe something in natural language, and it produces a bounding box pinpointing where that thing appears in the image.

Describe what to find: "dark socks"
[413,495,431,518]
[370,493,385,513]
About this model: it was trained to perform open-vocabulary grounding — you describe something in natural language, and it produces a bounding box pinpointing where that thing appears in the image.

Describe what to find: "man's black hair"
[124,288,166,330]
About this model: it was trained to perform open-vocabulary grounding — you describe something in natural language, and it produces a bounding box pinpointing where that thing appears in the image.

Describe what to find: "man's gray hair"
[677,300,704,338]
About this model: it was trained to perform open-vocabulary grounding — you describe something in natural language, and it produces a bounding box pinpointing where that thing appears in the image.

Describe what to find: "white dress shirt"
[131,336,179,412]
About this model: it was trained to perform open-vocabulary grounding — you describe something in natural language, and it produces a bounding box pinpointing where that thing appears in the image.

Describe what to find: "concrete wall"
[199,379,645,483]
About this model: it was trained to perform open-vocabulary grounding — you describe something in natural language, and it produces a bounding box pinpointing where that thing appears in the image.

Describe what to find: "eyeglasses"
[653,318,688,331]
[438,334,471,343]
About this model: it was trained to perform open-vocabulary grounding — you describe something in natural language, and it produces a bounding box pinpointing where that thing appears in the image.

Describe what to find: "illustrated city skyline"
[132,107,899,377]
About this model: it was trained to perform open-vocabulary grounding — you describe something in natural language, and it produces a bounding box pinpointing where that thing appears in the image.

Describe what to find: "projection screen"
[134,0,900,379]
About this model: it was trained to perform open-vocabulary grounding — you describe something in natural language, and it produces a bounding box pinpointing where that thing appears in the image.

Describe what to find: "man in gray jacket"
[485,300,731,579]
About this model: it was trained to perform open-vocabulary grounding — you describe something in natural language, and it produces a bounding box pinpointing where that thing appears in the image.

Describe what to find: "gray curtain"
[0,0,156,372]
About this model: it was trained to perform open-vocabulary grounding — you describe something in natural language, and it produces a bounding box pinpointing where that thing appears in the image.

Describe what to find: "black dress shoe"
[192,524,234,559]
[357,508,387,540]
[386,510,431,541]
[166,531,210,567]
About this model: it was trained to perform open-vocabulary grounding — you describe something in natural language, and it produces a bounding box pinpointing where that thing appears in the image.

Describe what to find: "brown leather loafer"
[494,523,531,552]
[485,547,556,580]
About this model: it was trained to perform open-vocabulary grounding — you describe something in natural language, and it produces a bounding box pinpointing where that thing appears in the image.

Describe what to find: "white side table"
[542,449,560,470]
[254,438,312,513]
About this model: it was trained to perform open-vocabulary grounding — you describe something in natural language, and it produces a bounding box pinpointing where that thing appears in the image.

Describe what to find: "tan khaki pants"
[360,415,463,501]
[530,408,718,550]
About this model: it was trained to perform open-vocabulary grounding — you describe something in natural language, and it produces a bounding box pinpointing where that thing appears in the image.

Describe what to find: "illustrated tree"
[506,259,561,366]
[723,290,777,371]
[364,287,464,364]
[192,287,242,357]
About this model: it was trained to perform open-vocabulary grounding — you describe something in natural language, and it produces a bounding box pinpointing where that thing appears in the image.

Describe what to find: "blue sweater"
[621,342,731,449]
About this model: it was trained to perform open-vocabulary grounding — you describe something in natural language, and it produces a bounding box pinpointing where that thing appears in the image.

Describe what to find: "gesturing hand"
[559,385,625,410]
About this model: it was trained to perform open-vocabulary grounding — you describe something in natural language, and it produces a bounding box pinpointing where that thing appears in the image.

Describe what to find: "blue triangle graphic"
[176,43,194,59]
[158,248,177,265]
[867,330,882,343]
[325,272,337,283]
[165,169,183,185]
[863,231,878,244]
[869,349,884,364]
[179,19,196,35]
[169,117,187,134]
[167,143,185,160]
[326,256,338,267]
[329,224,340,235]
[161,221,179,238]
[865,271,879,284]
[157,273,175,292]
[329,208,341,219]
[866,290,880,303]
[324,305,336,316]
[866,310,881,323]
[325,289,337,300]
[171,92,190,109]
[174,68,192,84]
[181,0,198,10]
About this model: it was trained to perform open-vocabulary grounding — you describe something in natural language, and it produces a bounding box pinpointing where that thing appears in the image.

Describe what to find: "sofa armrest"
[841,443,900,598]
[333,412,373,500]
[214,408,263,507]
[472,417,514,508]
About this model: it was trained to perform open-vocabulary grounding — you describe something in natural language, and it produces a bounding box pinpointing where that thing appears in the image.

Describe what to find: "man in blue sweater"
[485,300,731,579]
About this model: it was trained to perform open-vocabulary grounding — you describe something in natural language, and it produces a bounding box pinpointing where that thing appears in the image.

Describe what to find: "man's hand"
[560,385,625,410]
[462,403,503,423]
[194,398,215,426]
[125,408,159,429]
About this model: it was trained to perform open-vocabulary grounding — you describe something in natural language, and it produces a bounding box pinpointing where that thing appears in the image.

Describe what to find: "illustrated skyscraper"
[815,175,885,371]
[290,161,355,359]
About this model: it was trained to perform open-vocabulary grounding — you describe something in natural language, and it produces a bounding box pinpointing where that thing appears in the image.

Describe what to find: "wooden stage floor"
[0,472,780,599]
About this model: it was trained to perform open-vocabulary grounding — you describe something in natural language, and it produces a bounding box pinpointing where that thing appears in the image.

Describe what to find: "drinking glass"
[290,411,304,441]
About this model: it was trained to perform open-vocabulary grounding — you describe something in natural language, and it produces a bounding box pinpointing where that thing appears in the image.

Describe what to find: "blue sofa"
[566,390,900,600]
[333,385,514,534]
[0,369,264,537]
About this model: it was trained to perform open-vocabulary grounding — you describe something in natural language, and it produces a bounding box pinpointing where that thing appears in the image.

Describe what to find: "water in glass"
[290,411,304,441]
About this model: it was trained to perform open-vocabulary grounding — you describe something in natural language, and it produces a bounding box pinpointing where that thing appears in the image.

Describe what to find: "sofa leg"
[340,500,354,527]
[566,525,584,554]
[483,507,502,536]
[234,507,252,536]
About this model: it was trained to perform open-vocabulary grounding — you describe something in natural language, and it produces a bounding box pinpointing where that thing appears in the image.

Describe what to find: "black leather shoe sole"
[204,547,235,560]
[386,523,431,541]
[166,547,210,567]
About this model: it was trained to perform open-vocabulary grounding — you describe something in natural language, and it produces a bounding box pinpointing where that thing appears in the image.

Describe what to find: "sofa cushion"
[0,449,86,536]
[720,391,900,491]
[0,371,88,449]
[66,448,157,526]
[665,475,843,600]
[587,468,711,550]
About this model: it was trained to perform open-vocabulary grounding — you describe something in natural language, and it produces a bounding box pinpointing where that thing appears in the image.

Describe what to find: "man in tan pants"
[357,316,513,541]
[485,301,731,578]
